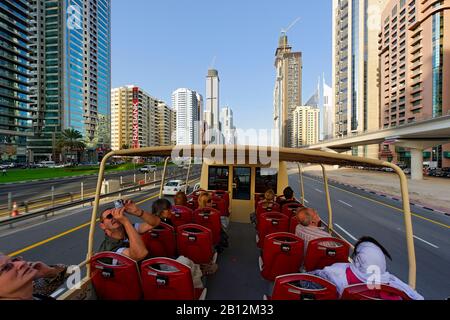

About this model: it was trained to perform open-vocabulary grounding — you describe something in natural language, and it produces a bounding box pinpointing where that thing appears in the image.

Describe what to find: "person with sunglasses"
[0,254,67,300]
[98,199,169,262]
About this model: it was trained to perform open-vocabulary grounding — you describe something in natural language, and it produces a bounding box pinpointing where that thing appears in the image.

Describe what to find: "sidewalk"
[300,166,450,215]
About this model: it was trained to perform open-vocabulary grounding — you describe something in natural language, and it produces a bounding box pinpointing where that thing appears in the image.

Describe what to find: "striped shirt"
[295,225,337,254]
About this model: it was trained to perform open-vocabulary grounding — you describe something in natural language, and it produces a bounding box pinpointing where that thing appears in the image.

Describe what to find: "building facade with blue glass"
[0,0,33,162]
[28,0,111,163]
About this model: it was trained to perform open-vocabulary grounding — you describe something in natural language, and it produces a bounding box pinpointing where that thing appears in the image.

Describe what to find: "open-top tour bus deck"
[59,145,417,300]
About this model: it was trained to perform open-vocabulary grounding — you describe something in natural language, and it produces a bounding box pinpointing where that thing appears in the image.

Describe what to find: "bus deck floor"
[205,222,272,300]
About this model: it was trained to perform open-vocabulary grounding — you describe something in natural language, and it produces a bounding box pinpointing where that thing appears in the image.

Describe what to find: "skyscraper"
[28,0,111,162]
[379,0,450,168]
[111,85,159,151]
[273,34,302,148]
[205,69,221,144]
[305,76,334,141]
[292,106,320,147]
[0,0,33,162]
[220,107,236,145]
[332,0,387,158]
[173,88,200,145]
[156,101,176,147]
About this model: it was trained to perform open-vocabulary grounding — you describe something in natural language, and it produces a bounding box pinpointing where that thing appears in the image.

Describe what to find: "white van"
[39,161,56,168]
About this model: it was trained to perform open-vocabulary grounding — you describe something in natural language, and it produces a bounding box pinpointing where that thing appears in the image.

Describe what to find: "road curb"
[306,174,450,217]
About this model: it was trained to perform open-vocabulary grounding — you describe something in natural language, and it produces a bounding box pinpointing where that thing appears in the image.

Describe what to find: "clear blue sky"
[112,0,332,131]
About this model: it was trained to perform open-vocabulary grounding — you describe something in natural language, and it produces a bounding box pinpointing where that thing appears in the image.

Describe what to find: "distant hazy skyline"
[112,0,332,131]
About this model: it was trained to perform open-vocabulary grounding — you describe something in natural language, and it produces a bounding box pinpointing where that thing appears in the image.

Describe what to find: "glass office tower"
[0,0,33,162]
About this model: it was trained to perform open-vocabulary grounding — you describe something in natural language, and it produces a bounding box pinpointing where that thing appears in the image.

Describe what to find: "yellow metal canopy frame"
[85,145,417,289]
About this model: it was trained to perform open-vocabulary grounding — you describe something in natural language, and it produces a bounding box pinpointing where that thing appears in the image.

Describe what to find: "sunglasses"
[102,213,113,221]
[0,257,24,276]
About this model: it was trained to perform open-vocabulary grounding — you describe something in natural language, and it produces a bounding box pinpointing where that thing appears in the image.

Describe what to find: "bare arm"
[123,200,161,234]
[112,207,148,261]
[120,220,148,261]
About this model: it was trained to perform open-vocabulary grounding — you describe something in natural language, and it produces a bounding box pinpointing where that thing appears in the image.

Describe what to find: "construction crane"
[281,16,301,36]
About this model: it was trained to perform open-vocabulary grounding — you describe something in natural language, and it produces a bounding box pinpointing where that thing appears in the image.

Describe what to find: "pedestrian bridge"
[307,115,450,180]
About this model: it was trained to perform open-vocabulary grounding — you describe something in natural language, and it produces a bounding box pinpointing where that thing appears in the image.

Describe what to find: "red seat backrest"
[341,284,412,300]
[212,190,230,207]
[141,222,177,258]
[171,205,194,228]
[254,193,265,210]
[140,257,196,300]
[289,215,301,234]
[304,238,350,272]
[176,224,214,264]
[261,232,305,281]
[211,197,229,217]
[256,202,281,226]
[257,212,289,248]
[270,274,338,300]
[282,202,304,218]
[90,252,142,300]
[193,207,222,245]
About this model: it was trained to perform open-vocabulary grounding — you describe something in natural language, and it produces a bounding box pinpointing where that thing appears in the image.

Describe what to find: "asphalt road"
[0,173,448,300]
[0,166,189,211]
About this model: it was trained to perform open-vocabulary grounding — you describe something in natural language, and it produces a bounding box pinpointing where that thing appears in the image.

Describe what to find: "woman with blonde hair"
[197,192,213,209]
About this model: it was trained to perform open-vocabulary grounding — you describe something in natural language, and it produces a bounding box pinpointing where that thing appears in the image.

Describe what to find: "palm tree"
[57,129,86,164]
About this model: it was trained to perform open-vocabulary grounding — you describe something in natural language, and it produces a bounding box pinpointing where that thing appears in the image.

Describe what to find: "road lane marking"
[5,178,200,257]
[7,221,93,257]
[334,223,358,241]
[314,188,324,194]
[303,176,450,230]
[338,200,353,208]
[413,236,439,249]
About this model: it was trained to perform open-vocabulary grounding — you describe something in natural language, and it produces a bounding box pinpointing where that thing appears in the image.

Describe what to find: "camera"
[114,199,125,209]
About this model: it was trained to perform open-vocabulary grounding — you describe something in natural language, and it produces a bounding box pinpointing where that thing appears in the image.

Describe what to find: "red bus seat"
[304,238,350,272]
[193,207,222,245]
[211,196,229,217]
[176,224,214,264]
[90,252,142,300]
[282,202,304,218]
[254,193,265,210]
[257,212,289,248]
[267,274,338,300]
[140,257,206,300]
[141,222,177,258]
[171,205,194,228]
[260,232,304,281]
[341,284,412,300]
[212,190,230,208]
[256,202,281,226]
[289,215,301,234]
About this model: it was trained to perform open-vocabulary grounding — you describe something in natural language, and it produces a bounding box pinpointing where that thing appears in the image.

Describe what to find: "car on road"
[37,161,56,168]
[139,165,157,173]
[162,180,187,196]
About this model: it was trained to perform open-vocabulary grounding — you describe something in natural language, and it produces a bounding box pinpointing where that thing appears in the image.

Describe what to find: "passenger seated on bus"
[197,192,213,209]
[309,237,424,300]
[174,191,188,207]
[295,207,336,254]
[152,198,174,226]
[197,191,229,253]
[278,187,300,208]
[259,189,277,209]
[0,253,68,300]
[98,199,169,261]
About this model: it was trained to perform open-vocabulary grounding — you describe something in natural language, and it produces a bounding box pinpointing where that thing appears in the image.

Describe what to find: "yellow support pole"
[320,164,333,234]
[86,151,113,277]
[159,157,170,199]
[384,161,417,289]
[297,163,305,206]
